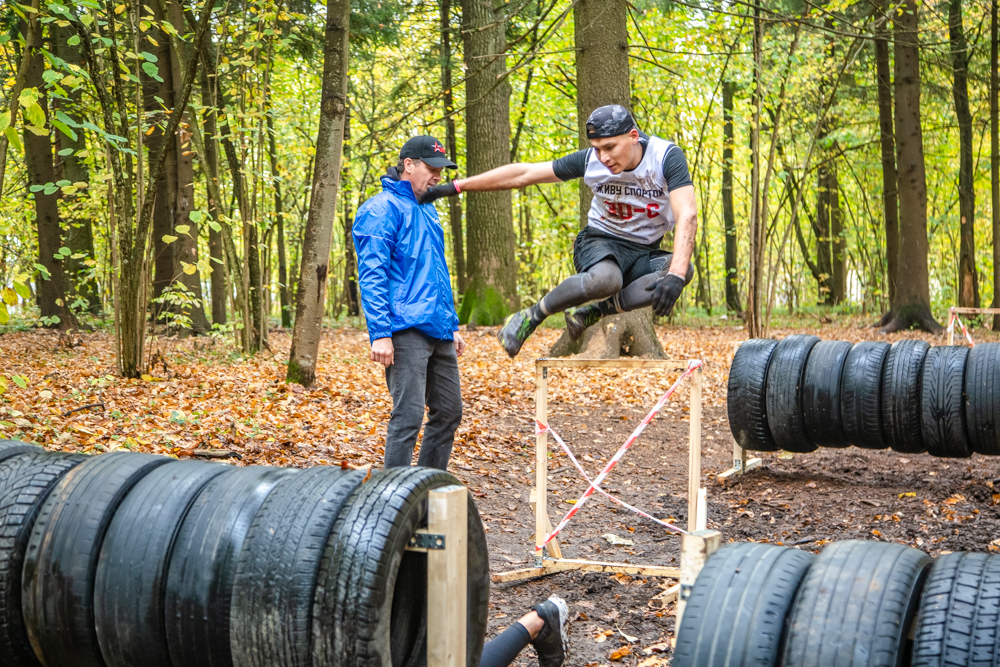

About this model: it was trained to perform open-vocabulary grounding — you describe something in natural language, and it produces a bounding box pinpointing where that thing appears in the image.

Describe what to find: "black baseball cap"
[399,135,458,169]
[586,104,638,139]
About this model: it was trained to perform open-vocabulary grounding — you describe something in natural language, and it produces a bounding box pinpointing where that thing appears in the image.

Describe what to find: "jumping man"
[421,104,697,357]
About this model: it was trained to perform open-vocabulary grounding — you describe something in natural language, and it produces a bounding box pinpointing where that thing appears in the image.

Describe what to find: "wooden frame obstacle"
[947,306,1000,345]
[406,485,469,667]
[494,357,704,584]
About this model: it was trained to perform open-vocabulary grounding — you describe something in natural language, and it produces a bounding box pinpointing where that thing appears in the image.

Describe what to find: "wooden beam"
[528,488,561,559]
[648,583,680,609]
[677,529,722,630]
[536,358,690,370]
[492,558,681,583]
[535,366,549,564]
[426,485,468,667]
[687,367,702,532]
[951,307,1000,314]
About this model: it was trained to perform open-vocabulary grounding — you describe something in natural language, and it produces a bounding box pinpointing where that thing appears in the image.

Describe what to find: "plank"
[427,485,467,667]
[491,558,681,583]
[687,367,702,532]
[536,358,690,370]
[677,529,722,629]
[648,583,681,609]
[528,488,561,559]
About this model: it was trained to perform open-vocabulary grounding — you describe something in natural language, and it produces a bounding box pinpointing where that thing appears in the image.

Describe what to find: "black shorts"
[573,227,671,287]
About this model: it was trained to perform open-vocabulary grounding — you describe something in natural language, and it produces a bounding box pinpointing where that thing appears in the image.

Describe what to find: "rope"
[534,360,703,551]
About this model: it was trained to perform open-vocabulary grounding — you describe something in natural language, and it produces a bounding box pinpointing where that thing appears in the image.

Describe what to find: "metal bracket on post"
[676,529,721,632]
[426,485,468,667]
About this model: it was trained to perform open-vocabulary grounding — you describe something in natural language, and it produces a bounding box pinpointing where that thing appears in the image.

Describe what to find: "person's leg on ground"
[416,336,462,470]
[497,260,622,358]
[566,254,695,338]
[479,596,570,667]
[383,329,433,468]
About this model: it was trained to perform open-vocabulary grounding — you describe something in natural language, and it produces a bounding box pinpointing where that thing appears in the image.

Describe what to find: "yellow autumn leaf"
[2,288,16,306]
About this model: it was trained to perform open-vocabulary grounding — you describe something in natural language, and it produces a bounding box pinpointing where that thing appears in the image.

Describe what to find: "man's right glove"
[650,273,686,316]
[418,181,460,205]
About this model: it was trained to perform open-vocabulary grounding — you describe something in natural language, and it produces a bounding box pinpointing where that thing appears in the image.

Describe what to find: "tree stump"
[549,309,665,358]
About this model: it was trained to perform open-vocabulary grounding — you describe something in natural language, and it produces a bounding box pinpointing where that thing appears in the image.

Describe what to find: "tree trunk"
[883,0,942,333]
[746,3,764,337]
[23,23,71,329]
[815,163,833,304]
[573,0,630,231]
[286,0,350,387]
[830,162,845,303]
[200,67,227,327]
[340,107,358,318]
[459,0,517,325]
[992,0,1000,328]
[722,80,742,314]
[52,23,100,314]
[147,3,177,313]
[167,0,209,333]
[548,0,662,358]
[266,110,292,327]
[950,0,979,309]
[441,0,465,295]
[875,0,900,317]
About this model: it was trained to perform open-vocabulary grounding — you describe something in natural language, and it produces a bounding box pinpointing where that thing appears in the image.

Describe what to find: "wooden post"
[949,307,955,345]
[676,529,721,631]
[427,485,468,667]
[687,366,702,532]
[535,363,548,565]
[696,488,707,532]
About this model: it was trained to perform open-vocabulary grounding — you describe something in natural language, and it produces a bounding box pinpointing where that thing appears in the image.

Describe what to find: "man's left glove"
[650,273,686,316]
[418,181,460,205]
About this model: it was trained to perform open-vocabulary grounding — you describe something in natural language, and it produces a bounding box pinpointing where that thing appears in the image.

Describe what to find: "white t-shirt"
[551,134,692,244]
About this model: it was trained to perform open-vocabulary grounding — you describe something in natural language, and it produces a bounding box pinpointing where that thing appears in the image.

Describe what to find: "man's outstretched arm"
[456,162,562,192]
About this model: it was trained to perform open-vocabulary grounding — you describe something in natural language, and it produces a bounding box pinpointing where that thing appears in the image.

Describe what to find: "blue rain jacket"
[353,174,458,344]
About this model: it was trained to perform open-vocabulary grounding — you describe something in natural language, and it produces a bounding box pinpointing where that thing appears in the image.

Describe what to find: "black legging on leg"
[596,254,695,315]
[538,260,623,314]
[479,622,532,667]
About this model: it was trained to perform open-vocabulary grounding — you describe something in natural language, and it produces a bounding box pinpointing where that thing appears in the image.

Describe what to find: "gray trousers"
[383,328,462,470]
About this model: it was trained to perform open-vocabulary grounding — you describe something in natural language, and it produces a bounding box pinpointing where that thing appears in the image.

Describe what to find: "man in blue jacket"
[353,135,466,470]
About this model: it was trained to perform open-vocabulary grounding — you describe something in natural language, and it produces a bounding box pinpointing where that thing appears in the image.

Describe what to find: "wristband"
[453,179,462,193]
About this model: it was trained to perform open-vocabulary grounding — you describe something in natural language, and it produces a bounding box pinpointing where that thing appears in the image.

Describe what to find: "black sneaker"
[531,596,569,667]
[497,309,537,358]
[565,304,602,341]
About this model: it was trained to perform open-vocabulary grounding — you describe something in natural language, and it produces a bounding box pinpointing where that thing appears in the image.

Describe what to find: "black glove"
[418,181,460,205]
[649,273,686,317]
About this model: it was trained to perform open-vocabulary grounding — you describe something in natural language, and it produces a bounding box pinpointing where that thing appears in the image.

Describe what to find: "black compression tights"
[538,256,690,317]
[479,622,532,667]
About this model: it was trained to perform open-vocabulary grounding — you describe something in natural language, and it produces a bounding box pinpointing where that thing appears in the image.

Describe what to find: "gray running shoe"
[531,596,569,667]
[565,304,602,341]
[497,309,537,358]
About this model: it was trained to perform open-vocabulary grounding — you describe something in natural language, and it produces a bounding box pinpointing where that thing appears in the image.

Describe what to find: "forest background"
[0,0,997,381]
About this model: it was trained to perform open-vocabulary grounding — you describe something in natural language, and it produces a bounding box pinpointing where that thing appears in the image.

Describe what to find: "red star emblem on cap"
[433,142,445,153]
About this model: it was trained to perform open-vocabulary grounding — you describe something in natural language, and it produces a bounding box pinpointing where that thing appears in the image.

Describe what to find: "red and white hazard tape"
[533,359,703,551]
[947,308,976,347]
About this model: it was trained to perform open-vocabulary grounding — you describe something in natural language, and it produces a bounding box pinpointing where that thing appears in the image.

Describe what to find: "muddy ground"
[455,401,1000,667]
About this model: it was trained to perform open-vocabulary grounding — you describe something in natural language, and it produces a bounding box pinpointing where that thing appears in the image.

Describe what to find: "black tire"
[802,340,853,448]
[782,540,931,667]
[728,339,781,452]
[882,339,930,453]
[95,460,233,667]
[313,467,490,667]
[164,466,297,667]
[0,452,85,667]
[765,334,820,453]
[0,439,43,464]
[964,342,1000,456]
[21,452,170,667]
[230,467,368,667]
[842,342,891,450]
[673,542,815,667]
[911,552,1000,667]
[920,346,972,458]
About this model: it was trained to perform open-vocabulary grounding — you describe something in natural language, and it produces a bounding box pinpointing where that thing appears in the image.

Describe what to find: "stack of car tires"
[0,439,490,667]
[728,337,1000,456]
[675,538,1000,667]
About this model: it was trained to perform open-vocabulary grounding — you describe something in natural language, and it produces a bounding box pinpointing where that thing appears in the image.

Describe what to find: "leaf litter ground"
[2,321,1000,666]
